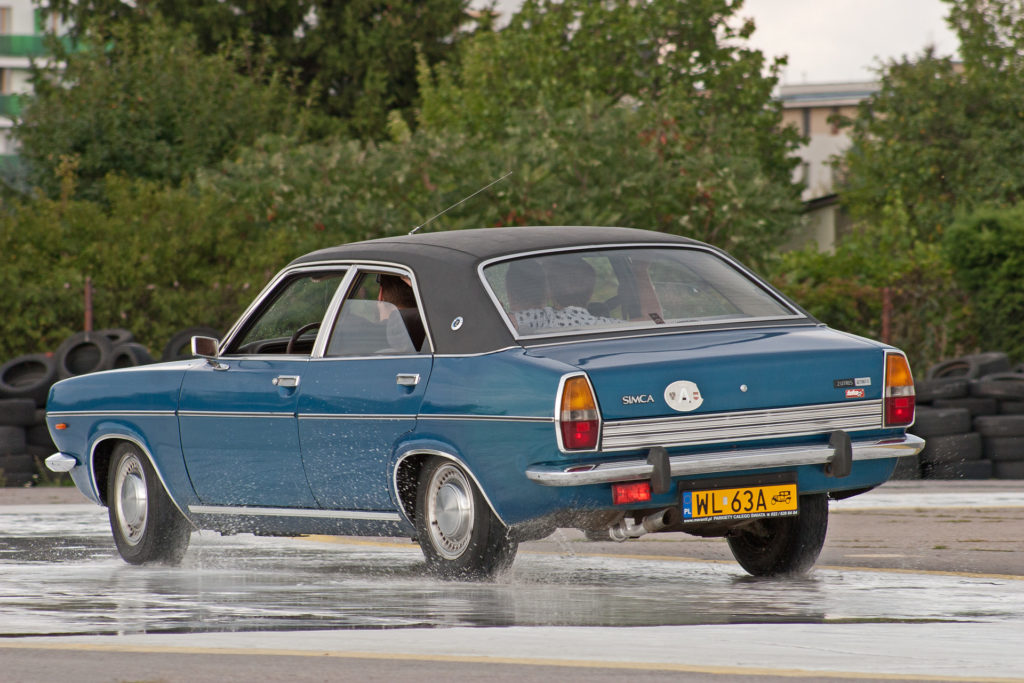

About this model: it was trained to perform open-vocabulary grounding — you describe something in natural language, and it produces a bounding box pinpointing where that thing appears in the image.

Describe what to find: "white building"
[0,1,63,164]
[779,80,880,251]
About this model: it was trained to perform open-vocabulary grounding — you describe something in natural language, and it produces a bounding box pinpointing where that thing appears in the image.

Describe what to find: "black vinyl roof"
[288,226,704,355]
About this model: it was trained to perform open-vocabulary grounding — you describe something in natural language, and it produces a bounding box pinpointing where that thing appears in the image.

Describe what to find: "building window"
[802,108,811,137]
[830,107,841,135]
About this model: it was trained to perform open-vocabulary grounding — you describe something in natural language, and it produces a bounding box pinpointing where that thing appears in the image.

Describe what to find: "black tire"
[889,455,921,480]
[0,398,37,427]
[993,461,1024,479]
[927,353,1011,380]
[970,374,1024,401]
[56,331,115,380]
[1000,401,1024,415]
[110,342,155,369]
[914,378,969,403]
[0,426,27,455]
[0,453,36,475]
[932,397,999,417]
[726,493,828,577]
[0,353,58,407]
[910,407,971,437]
[414,457,517,579]
[981,437,1024,462]
[98,328,135,347]
[25,422,55,449]
[925,458,993,480]
[107,442,192,565]
[974,415,1024,438]
[161,327,221,362]
[919,432,983,465]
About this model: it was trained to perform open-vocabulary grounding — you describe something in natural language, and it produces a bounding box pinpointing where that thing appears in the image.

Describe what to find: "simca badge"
[664,380,703,412]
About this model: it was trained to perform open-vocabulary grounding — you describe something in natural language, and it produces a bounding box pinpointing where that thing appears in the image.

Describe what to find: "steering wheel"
[286,322,321,354]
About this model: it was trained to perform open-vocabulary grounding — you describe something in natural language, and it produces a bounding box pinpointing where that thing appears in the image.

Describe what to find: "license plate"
[681,483,799,523]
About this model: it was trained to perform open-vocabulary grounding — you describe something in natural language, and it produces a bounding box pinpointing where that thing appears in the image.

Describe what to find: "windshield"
[482,247,800,337]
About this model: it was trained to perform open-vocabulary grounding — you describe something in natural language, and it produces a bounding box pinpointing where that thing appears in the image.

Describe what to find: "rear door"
[297,267,433,511]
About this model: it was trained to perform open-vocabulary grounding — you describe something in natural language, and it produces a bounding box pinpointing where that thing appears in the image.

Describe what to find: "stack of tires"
[907,352,1024,480]
[0,328,155,487]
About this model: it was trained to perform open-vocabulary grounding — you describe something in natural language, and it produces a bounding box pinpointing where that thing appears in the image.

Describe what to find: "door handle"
[272,375,301,388]
[396,373,420,387]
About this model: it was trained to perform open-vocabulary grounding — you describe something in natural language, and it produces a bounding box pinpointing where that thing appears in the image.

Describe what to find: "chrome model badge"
[664,380,703,412]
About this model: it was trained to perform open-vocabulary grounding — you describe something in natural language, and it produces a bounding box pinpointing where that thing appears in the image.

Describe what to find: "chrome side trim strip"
[299,414,414,421]
[188,505,401,522]
[524,434,926,487]
[177,411,294,419]
[601,400,884,451]
[47,410,174,418]
[418,414,554,423]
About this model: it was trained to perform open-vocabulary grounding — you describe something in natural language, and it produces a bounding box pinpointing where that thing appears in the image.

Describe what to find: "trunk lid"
[529,325,892,450]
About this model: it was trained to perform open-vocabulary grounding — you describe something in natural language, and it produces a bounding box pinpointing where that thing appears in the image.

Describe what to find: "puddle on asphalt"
[1,506,1022,637]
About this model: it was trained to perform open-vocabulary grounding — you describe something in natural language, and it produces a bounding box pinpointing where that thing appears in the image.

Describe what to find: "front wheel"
[108,442,192,565]
[726,493,828,576]
[414,457,517,579]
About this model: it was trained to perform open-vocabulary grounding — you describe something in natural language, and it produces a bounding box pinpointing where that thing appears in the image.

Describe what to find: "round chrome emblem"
[450,316,464,331]
[664,380,703,412]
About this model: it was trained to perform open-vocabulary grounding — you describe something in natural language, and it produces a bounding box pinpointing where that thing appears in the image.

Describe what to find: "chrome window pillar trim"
[188,505,401,522]
[524,434,926,487]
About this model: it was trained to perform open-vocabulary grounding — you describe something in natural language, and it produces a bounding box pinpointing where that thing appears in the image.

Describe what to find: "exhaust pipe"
[609,507,679,542]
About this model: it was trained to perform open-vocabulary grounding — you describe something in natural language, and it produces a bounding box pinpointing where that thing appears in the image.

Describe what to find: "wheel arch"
[393,448,509,529]
[90,434,191,524]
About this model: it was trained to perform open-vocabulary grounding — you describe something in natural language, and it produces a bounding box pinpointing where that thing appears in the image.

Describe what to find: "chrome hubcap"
[114,455,148,546]
[427,463,474,559]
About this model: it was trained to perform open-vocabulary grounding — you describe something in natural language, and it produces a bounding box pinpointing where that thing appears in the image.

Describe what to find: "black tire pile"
[897,352,1024,480]
[0,326,215,487]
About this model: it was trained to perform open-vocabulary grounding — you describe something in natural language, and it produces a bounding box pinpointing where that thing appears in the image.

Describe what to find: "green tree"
[416,0,803,262]
[839,0,1024,238]
[13,18,323,200]
[41,0,470,139]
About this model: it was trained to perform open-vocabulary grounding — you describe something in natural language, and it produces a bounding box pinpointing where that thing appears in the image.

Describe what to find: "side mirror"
[191,336,220,358]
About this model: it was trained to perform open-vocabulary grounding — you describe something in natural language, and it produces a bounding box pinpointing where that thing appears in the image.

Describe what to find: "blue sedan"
[46,226,923,578]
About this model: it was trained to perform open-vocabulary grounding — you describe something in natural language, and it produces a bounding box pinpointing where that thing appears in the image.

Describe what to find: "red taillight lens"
[559,375,600,450]
[884,353,916,427]
[612,481,652,505]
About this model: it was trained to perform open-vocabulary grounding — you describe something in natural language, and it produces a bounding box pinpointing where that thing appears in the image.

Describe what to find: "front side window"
[228,271,345,355]
[483,248,799,337]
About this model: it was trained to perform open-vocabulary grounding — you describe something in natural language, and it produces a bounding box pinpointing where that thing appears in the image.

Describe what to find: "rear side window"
[482,247,798,337]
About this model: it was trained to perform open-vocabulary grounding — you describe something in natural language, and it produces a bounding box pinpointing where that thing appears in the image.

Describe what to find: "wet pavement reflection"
[2,505,1022,638]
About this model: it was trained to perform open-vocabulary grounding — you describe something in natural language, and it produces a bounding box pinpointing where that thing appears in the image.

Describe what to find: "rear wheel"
[726,493,828,576]
[414,457,517,579]
[108,442,192,565]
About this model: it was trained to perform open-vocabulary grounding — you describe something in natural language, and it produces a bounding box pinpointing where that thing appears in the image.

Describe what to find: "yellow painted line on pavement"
[0,641,1021,682]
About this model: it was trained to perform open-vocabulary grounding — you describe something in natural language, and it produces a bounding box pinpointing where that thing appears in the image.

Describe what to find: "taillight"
[884,352,915,427]
[558,374,601,451]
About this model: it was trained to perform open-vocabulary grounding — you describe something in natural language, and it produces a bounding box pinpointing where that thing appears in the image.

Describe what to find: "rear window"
[482,247,799,337]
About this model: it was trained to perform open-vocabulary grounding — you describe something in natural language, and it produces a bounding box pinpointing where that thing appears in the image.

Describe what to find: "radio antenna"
[409,170,512,235]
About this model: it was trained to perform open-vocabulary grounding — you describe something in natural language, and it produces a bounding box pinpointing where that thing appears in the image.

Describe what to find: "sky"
[480,0,960,85]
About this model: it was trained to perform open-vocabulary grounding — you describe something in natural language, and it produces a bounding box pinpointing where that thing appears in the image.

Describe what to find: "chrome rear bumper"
[524,434,925,487]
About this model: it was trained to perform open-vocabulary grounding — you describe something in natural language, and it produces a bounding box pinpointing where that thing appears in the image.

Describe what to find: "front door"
[178,269,347,507]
